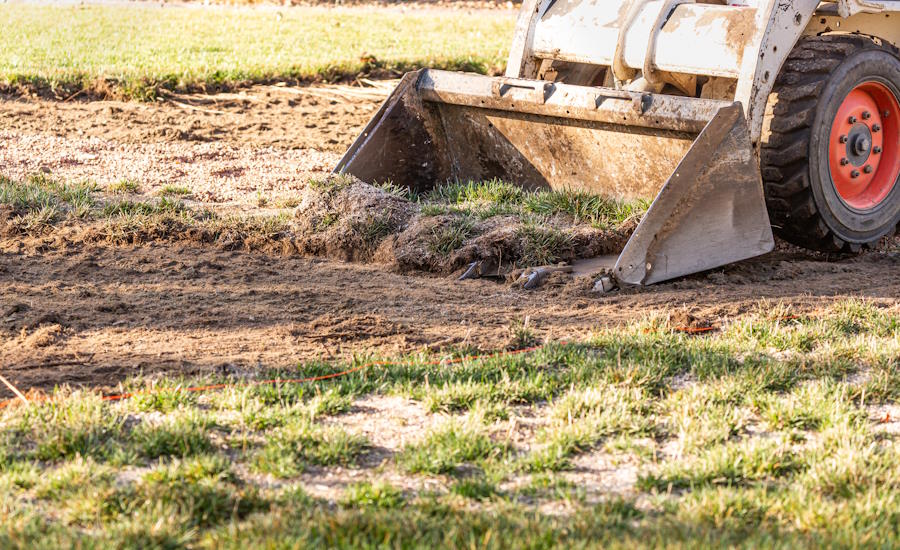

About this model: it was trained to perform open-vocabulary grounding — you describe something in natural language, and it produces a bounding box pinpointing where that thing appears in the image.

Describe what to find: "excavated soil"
[1,85,380,152]
[1,85,899,396]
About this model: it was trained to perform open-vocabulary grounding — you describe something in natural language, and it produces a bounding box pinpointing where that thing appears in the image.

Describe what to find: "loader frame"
[506,0,900,144]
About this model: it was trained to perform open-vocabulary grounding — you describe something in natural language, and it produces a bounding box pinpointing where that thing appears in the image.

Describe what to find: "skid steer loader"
[336,0,900,285]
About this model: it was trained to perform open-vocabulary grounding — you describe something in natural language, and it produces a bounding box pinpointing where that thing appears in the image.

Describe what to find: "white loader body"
[337,0,900,285]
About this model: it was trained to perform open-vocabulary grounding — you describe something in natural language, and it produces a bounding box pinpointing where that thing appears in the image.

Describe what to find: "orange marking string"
[0,373,29,406]
[0,313,811,410]
[673,326,718,334]
[0,344,547,409]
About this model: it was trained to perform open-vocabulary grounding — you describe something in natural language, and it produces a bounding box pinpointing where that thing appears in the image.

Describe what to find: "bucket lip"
[416,69,735,135]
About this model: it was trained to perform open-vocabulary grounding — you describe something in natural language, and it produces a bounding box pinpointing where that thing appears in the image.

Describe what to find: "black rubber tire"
[760,35,900,252]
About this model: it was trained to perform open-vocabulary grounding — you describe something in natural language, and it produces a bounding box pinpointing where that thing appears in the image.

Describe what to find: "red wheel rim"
[828,81,900,210]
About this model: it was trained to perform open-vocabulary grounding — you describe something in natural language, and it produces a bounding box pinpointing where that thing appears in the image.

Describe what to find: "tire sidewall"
[809,47,900,242]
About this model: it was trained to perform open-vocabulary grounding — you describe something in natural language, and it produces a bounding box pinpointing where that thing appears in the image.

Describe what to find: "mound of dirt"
[294,176,640,275]
[295,176,417,262]
[22,323,64,349]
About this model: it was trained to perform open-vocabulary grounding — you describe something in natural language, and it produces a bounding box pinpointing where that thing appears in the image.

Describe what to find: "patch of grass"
[450,477,498,500]
[524,190,648,228]
[0,5,513,99]
[8,392,126,463]
[107,179,141,194]
[129,412,213,460]
[639,440,803,491]
[341,481,405,509]
[428,179,525,206]
[252,420,367,478]
[508,316,539,350]
[427,217,474,257]
[351,213,397,250]
[129,386,199,414]
[0,173,95,221]
[398,422,509,475]
[274,197,301,209]
[159,185,192,197]
[424,179,523,220]
[515,224,573,267]
[102,197,184,217]
[316,211,339,231]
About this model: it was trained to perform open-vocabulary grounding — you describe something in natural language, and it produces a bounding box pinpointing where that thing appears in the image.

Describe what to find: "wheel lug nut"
[874,146,882,154]
[872,124,881,132]
[840,157,849,166]
[839,135,848,143]
[863,165,873,174]
[862,111,871,120]
[851,170,860,178]
[849,116,858,124]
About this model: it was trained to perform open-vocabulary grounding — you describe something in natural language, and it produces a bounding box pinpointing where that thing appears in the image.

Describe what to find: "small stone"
[592,275,616,294]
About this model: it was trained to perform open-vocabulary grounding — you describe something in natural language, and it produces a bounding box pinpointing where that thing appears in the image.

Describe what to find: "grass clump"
[107,179,140,194]
[129,413,213,460]
[341,481,405,509]
[159,185,192,197]
[101,197,184,218]
[428,217,475,257]
[428,179,524,206]
[0,173,95,224]
[524,191,647,228]
[515,224,572,267]
[398,422,509,475]
[252,420,367,478]
[639,440,803,491]
[450,477,498,500]
[351,213,397,250]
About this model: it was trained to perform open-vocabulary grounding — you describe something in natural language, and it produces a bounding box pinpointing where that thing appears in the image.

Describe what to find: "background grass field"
[0,4,514,98]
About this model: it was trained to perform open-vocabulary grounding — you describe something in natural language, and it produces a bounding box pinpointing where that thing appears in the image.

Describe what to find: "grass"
[252,419,367,477]
[398,421,510,475]
[428,217,475,257]
[0,173,298,251]
[414,179,648,265]
[0,4,514,99]
[0,300,898,545]
[421,179,647,228]
[107,179,141,194]
[159,184,192,197]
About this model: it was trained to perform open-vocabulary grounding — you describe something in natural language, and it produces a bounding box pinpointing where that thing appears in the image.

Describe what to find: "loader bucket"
[335,69,775,285]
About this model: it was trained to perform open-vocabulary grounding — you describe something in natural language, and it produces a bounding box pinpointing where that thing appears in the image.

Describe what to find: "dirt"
[1,85,381,152]
[1,229,897,396]
[0,85,383,209]
[1,82,899,397]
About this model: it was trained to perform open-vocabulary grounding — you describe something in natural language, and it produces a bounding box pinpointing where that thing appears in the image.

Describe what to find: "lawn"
[0,4,514,99]
[1,298,898,547]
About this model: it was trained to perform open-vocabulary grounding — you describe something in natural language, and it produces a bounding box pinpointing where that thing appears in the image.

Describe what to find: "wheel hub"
[846,123,873,165]
[828,82,900,210]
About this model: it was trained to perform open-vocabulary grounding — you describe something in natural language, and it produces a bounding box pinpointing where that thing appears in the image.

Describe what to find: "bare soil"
[1,83,898,396]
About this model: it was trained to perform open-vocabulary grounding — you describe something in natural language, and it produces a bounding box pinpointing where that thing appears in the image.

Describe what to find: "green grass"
[422,180,647,228]
[252,419,367,477]
[398,421,510,475]
[106,179,141,194]
[0,4,514,99]
[0,300,898,546]
[159,184,192,197]
[0,173,95,226]
[416,179,646,264]
[428,217,475,257]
